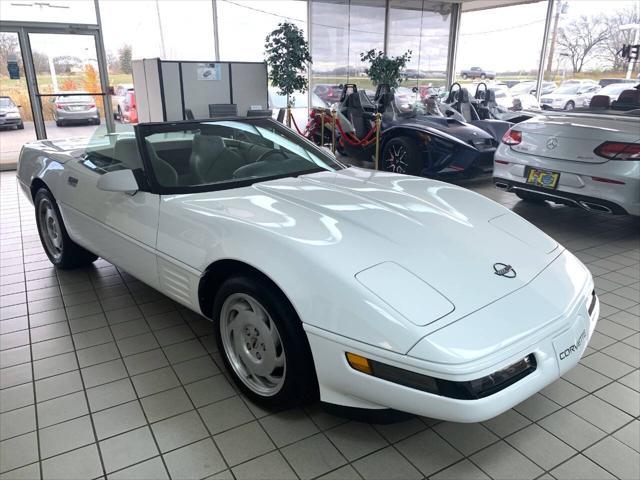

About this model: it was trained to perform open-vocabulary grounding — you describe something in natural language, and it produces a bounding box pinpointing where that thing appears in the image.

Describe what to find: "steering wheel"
[256,149,288,162]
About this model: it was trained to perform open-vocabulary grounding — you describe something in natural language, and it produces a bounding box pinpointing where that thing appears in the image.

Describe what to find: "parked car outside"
[121,90,138,124]
[491,85,540,111]
[580,82,639,107]
[459,67,496,80]
[312,84,342,105]
[111,83,134,121]
[539,83,600,110]
[598,78,630,87]
[52,92,100,126]
[509,81,557,96]
[0,96,24,130]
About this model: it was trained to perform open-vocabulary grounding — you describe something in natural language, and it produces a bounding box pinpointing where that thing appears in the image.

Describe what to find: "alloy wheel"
[220,293,286,396]
[386,144,409,174]
[38,198,63,261]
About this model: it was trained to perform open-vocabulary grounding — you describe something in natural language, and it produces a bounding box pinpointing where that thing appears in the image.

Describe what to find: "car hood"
[541,93,577,101]
[254,168,558,321]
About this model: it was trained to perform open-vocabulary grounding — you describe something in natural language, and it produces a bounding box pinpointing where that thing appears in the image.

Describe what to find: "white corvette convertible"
[17,118,599,422]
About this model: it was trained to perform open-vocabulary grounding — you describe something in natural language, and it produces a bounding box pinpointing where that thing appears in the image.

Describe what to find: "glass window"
[139,119,342,190]
[217,1,308,62]
[457,1,548,85]
[388,1,452,90]
[1,1,96,24]
[542,0,640,87]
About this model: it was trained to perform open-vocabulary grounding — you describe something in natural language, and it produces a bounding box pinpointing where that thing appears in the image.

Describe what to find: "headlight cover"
[356,262,454,327]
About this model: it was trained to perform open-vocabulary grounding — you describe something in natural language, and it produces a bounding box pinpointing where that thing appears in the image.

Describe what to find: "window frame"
[133,117,345,195]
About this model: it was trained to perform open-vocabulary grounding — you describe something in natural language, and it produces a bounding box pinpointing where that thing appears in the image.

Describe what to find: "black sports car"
[306,84,500,178]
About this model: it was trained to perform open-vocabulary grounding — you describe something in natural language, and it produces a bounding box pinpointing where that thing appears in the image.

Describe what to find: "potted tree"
[265,22,312,127]
[360,49,412,88]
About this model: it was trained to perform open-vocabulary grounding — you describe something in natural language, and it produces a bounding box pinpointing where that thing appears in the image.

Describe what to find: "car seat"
[189,133,247,184]
[475,89,497,120]
[144,140,179,187]
[113,138,143,170]
[589,95,610,109]
[611,89,640,110]
[453,88,478,122]
[343,91,373,138]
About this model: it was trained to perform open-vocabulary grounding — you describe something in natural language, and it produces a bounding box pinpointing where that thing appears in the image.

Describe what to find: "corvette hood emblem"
[546,137,558,149]
[494,263,516,278]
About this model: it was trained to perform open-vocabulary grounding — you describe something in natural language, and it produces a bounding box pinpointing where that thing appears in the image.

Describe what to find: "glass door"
[0,31,37,170]
[27,31,109,140]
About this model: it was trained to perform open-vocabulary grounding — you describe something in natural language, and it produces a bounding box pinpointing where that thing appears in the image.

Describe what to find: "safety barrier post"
[320,111,325,147]
[374,112,382,171]
[331,109,337,154]
[287,106,292,128]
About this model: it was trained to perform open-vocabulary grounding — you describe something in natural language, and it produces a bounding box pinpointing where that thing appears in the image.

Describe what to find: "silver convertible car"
[17,118,598,422]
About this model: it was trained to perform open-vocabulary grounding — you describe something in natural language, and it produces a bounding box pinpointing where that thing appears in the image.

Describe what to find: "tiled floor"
[0,170,638,480]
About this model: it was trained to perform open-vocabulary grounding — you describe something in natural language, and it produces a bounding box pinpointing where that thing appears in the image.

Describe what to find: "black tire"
[17,122,24,130]
[34,188,98,269]
[213,275,318,409]
[94,117,101,125]
[480,73,486,79]
[116,106,122,120]
[565,101,575,111]
[55,119,62,127]
[516,190,547,204]
[382,136,422,175]
[461,73,468,80]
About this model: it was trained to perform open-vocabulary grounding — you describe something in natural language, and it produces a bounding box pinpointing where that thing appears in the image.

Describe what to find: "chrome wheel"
[386,144,408,173]
[38,198,63,261]
[220,293,286,396]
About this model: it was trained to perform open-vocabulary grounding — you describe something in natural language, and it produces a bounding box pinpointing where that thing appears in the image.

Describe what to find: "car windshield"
[554,85,580,94]
[600,83,638,95]
[510,83,534,94]
[0,97,15,108]
[138,118,344,191]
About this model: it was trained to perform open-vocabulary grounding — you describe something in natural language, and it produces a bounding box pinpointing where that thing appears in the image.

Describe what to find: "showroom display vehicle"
[494,109,640,216]
[17,117,598,422]
[307,84,500,178]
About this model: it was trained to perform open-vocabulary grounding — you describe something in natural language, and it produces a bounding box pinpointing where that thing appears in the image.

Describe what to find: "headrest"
[192,133,224,154]
[589,95,610,109]
[114,138,143,170]
[616,89,640,104]
[345,92,362,109]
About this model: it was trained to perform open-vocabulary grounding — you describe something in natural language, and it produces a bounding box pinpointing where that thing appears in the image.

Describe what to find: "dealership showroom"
[1,0,640,479]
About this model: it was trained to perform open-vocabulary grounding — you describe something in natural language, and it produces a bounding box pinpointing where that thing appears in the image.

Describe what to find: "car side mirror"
[97,169,138,194]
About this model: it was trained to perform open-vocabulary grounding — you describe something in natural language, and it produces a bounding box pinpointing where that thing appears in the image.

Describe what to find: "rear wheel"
[55,120,62,127]
[34,188,98,269]
[382,137,422,176]
[480,73,486,79]
[565,101,575,110]
[516,190,547,204]
[213,275,318,409]
[461,73,468,80]
[17,122,24,130]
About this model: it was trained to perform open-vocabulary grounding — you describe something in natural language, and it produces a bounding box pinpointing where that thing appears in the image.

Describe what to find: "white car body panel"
[17,129,599,421]
[494,113,640,216]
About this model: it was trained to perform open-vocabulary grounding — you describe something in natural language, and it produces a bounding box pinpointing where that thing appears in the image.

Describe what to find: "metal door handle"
[68,176,78,187]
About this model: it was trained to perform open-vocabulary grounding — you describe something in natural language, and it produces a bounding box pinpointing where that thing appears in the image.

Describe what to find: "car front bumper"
[0,116,22,126]
[494,147,640,216]
[305,251,598,422]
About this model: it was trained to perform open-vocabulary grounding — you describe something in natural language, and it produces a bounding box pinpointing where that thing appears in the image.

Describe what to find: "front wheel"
[461,73,468,80]
[17,122,24,130]
[34,188,98,269]
[565,101,575,110]
[213,276,318,409]
[382,137,422,176]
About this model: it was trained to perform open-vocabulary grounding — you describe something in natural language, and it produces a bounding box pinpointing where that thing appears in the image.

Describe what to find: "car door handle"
[68,176,78,187]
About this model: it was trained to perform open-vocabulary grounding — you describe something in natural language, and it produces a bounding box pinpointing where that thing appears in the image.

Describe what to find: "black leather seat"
[454,89,478,122]
[589,95,610,109]
[189,133,247,184]
[343,92,372,138]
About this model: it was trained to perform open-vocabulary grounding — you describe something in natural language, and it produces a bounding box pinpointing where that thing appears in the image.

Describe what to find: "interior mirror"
[97,169,138,194]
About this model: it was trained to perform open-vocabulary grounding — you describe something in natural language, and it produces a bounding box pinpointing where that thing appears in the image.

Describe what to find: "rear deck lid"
[510,114,640,164]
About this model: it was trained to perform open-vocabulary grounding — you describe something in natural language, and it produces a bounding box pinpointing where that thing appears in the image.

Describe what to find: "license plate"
[70,106,86,111]
[526,168,560,189]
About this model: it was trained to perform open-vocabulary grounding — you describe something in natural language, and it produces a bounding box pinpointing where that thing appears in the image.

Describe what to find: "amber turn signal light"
[345,352,373,375]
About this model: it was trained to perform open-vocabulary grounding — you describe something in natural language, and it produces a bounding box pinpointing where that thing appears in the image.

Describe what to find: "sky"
[1,0,638,75]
